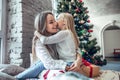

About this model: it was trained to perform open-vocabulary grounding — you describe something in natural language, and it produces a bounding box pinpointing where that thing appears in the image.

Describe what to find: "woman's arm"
[35,30,70,44]
[35,40,68,70]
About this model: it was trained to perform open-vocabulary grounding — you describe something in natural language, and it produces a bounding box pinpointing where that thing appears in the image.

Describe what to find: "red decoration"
[82,58,93,77]
[88,30,93,32]
[87,20,90,23]
[79,0,82,2]
[82,58,91,66]
[85,10,89,13]
[75,8,80,12]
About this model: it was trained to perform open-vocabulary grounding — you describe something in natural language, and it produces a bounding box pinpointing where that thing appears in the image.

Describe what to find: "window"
[0,0,7,63]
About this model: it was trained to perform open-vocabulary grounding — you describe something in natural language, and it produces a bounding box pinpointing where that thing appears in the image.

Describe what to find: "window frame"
[0,0,7,64]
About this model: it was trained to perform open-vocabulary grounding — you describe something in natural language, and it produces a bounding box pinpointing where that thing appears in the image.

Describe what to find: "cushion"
[0,64,25,76]
[0,72,15,80]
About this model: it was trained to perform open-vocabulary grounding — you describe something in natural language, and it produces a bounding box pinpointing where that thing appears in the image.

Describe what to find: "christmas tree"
[57,0,107,66]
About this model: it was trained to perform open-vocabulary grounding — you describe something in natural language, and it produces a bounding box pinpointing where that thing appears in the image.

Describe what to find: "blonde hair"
[32,11,59,63]
[58,13,79,49]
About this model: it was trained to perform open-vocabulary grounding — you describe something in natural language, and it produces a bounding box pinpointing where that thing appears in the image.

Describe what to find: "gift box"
[81,58,100,78]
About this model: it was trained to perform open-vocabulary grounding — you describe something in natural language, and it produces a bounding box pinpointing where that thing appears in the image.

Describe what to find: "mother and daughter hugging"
[16,10,100,80]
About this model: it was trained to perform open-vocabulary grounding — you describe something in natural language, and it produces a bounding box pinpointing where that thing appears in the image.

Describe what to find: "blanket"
[38,70,120,80]
[0,64,120,80]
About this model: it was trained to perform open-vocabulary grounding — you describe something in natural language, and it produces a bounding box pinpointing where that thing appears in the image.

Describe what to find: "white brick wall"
[7,0,23,66]
[7,0,52,68]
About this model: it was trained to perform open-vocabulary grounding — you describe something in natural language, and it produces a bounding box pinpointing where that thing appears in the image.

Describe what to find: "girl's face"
[46,14,58,34]
[57,18,66,30]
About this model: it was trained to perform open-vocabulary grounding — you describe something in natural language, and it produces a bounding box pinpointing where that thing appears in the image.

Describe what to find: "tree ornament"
[74,13,77,17]
[62,5,64,8]
[81,41,87,44]
[87,20,90,23]
[85,10,89,13]
[71,0,74,3]
[79,20,85,24]
[88,30,93,32]
[75,8,80,12]
[79,0,82,3]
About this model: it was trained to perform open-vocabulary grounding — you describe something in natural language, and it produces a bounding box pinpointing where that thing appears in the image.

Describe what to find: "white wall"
[89,14,120,58]
[91,14,120,45]
[83,0,120,58]
[104,30,120,57]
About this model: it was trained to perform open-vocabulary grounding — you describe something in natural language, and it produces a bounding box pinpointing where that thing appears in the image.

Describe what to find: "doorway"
[101,20,120,61]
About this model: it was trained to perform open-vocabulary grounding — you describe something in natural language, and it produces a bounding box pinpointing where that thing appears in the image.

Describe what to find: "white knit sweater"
[35,39,67,70]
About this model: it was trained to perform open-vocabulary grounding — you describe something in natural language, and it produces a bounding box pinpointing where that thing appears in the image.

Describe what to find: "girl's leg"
[16,61,45,80]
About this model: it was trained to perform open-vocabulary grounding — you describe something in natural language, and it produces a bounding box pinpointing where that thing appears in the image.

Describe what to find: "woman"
[16,11,79,80]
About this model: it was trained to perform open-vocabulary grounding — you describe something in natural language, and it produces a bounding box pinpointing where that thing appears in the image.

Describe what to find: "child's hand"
[65,66,70,71]
[68,60,83,72]
[68,62,79,72]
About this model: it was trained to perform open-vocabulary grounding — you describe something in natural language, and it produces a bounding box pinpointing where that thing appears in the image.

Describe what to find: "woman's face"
[46,14,58,34]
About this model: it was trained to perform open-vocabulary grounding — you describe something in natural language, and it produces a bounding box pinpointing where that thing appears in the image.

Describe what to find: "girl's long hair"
[58,13,79,49]
[32,11,59,63]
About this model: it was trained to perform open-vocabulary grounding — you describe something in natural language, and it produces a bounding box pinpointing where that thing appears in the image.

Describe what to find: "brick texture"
[7,0,52,68]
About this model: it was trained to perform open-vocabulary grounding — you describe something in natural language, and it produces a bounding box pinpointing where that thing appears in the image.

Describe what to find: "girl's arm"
[75,48,83,66]
[35,30,69,44]
[35,40,68,70]
[68,48,82,71]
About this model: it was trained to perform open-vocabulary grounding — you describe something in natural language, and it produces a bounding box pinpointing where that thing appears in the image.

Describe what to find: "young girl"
[35,13,100,77]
